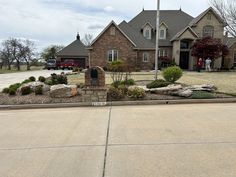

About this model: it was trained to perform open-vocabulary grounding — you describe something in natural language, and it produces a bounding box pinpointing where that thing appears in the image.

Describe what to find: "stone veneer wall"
[85,66,105,87]
[81,88,107,102]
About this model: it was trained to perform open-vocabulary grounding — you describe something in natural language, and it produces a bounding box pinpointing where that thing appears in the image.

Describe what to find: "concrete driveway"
[0,104,236,177]
[0,70,71,91]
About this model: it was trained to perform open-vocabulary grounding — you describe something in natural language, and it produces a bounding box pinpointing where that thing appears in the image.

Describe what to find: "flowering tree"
[191,36,229,60]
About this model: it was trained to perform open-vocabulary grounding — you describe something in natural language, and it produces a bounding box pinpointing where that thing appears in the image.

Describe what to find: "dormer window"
[159,22,168,40]
[142,23,152,39]
[144,29,151,39]
[160,29,165,39]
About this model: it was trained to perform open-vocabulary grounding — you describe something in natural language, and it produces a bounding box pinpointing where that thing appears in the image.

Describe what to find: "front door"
[180,52,189,69]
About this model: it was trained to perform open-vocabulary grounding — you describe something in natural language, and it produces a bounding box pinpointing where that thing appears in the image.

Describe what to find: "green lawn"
[0,66,44,74]
[68,71,236,94]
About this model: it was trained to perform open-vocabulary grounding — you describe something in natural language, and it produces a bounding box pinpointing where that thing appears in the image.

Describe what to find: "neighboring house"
[88,7,236,70]
[56,34,89,69]
[224,36,236,69]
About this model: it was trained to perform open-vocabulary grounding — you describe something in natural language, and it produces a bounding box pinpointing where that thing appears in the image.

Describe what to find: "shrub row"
[108,86,146,100]
[2,75,46,95]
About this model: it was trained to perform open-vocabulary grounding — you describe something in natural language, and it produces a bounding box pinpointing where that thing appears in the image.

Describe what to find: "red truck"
[59,59,79,70]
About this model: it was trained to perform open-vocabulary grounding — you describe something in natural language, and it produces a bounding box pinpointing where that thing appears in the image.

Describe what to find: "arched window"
[203,26,214,37]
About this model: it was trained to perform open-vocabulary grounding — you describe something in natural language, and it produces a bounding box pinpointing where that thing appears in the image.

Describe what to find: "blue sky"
[0,0,210,52]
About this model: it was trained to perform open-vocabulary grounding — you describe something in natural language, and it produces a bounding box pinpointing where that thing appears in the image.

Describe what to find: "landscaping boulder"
[171,89,193,97]
[50,84,78,98]
[18,81,50,93]
[186,84,216,92]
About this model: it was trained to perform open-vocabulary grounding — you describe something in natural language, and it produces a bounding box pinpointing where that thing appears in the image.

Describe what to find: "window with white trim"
[203,25,214,37]
[143,52,150,62]
[107,50,118,62]
[143,25,152,39]
[158,49,168,57]
[160,29,166,39]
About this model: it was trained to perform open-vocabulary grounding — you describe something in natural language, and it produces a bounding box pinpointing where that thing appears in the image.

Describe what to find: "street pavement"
[0,104,236,177]
[0,70,71,91]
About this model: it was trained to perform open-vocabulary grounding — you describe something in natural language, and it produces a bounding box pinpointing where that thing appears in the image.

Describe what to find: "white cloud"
[0,0,210,51]
[104,6,114,12]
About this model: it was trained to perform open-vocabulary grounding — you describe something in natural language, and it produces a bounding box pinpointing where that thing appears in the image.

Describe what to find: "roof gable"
[189,7,224,26]
[90,21,136,47]
[171,26,199,41]
[56,38,88,57]
[141,22,154,29]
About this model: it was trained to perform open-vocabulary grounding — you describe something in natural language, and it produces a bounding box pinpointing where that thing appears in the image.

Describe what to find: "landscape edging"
[0,98,236,110]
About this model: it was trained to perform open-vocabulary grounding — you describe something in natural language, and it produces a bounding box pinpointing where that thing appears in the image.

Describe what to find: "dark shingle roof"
[128,10,194,47]
[119,21,155,49]
[57,37,88,57]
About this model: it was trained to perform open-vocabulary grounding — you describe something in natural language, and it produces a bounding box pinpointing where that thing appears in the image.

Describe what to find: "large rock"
[50,84,78,98]
[186,84,216,92]
[133,85,183,94]
[172,89,193,97]
[19,81,50,93]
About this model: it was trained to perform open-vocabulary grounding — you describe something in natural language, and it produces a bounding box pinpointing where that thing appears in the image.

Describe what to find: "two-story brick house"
[88,7,236,70]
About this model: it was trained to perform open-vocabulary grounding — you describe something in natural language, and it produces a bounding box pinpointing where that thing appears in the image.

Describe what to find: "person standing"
[197,58,203,72]
[205,57,212,71]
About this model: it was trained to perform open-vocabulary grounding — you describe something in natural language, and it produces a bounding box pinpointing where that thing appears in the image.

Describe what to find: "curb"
[0,98,236,110]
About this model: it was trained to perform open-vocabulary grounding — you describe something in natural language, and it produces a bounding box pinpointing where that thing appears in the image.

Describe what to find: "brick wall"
[89,24,137,68]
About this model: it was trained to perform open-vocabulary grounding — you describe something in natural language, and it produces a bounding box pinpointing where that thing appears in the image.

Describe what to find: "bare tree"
[0,38,36,70]
[0,40,14,70]
[210,0,236,37]
[20,40,35,70]
[82,34,93,46]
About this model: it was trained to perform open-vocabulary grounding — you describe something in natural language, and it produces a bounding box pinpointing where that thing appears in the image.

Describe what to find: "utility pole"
[155,0,160,80]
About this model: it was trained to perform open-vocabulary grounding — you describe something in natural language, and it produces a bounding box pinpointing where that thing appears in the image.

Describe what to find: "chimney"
[76,33,80,40]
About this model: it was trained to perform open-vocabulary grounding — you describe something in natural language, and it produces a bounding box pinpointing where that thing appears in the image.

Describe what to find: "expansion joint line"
[102,103,112,177]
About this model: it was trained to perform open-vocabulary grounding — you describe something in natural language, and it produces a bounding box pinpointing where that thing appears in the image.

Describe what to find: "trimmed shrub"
[38,76,46,82]
[51,73,67,85]
[127,87,146,99]
[190,91,215,99]
[111,81,122,88]
[21,79,31,85]
[118,84,128,95]
[9,88,16,95]
[147,79,170,89]
[163,66,183,83]
[107,87,125,100]
[21,86,32,95]
[29,76,36,82]
[2,88,10,94]
[35,85,43,95]
[45,80,53,85]
[121,79,135,86]
[9,83,21,93]
[57,74,67,84]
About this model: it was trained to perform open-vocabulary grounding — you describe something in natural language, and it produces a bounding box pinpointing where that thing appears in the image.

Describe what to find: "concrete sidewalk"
[0,104,236,177]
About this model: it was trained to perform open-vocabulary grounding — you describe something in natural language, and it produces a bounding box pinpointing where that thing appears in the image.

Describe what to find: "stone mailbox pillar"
[85,66,105,87]
[82,66,107,103]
